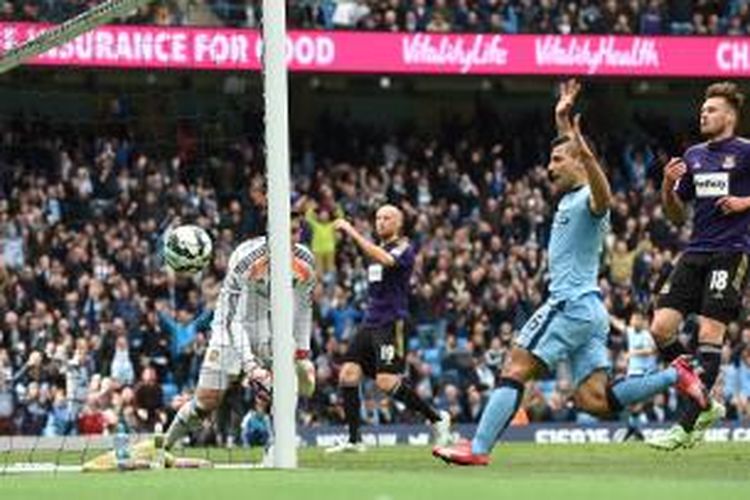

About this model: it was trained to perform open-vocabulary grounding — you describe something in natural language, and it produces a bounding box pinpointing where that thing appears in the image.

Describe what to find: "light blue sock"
[611,368,677,408]
[471,379,524,455]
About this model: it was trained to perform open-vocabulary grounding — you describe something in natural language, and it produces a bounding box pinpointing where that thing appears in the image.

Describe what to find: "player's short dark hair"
[705,81,745,116]
[550,135,571,148]
[550,134,599,158]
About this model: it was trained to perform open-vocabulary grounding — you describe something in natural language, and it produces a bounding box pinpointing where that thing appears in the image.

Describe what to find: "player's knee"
[195,389,222,412]
[697,316,726,344]
[501,360,536,383]
[338,363,361,386]
[574,388,610,417]
[375,373,399,393]
[500,347,543,383]
[649,320,669,341]
[650,310,680,343]
[574,376,613,417]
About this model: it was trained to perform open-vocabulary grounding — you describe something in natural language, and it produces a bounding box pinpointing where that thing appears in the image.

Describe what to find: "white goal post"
[262,0,297,469]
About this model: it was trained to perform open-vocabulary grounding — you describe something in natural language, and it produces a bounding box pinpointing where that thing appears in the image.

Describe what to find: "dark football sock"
[659,337,687,363]
[391,381,441,423]
[341,385,362,444]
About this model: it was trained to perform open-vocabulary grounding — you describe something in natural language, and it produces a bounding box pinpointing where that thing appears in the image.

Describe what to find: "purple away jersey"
[362,240,416,327]
[676,136,750,253]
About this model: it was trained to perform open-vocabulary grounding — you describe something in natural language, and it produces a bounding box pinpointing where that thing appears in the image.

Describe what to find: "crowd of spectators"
[0,0,189,25]
[1,1,749,36]
[0,96,750,446]
[284,0,750,36]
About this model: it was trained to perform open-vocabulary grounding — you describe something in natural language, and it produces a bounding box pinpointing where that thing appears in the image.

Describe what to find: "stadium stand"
[1,101,748,442]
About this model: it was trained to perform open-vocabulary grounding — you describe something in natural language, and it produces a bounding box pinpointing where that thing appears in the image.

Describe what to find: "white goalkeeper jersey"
[209,236,316,366]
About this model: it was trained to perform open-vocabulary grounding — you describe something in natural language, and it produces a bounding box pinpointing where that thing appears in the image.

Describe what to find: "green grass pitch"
[1,444,748,500]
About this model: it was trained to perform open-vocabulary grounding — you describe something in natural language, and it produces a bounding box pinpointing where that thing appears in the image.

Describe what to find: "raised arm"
[193,309,213,331]
[155,301,178,333]
[661,157,689,225]
[333,218,397,267]
[570,114,612,216]
[555,79,581,137]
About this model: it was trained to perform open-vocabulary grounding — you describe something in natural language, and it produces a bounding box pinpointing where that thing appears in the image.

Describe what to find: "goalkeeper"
[162,235,317,451]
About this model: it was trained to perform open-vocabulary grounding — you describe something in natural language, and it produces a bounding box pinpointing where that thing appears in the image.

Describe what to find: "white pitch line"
[2,462,267,474]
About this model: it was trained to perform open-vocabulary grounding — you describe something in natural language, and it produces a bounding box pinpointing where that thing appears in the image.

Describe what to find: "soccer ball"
[163,224,213,274]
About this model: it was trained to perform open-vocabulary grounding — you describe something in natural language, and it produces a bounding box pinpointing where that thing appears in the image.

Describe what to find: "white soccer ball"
[163,224,213,274]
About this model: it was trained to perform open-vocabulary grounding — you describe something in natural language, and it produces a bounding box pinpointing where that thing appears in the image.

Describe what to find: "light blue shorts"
[516,293,610,386]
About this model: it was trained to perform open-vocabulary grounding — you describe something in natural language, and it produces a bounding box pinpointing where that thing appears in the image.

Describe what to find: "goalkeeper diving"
[162,234,317,451]
[85,232,317,471]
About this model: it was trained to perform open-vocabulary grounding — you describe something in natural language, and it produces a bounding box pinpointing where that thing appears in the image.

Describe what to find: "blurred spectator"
[640,0,666,34]
[321,286,362,341]
[669,0,695,34]
[302,196,342,280]
[0,350,14,434]
[607,238,651,288]
[735,346,750,421]
[43,388,74,436]
[17,381,48,435]
[241,395,272,446]
[8,0,750,35]
[133,366,163,431]
[110,334,135,387]
[77,393,108,435]
[156,300,213,389]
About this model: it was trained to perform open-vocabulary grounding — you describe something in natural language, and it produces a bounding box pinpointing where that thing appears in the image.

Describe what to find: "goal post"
[262,0,297,469]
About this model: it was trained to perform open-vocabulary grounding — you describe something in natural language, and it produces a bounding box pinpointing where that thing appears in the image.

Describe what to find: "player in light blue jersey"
[433,80,708,466]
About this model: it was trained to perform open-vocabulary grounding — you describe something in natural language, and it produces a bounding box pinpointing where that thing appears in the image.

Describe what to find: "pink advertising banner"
[1,22,750,76]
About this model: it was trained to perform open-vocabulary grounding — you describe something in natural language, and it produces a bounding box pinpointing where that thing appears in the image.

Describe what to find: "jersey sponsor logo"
[694,172,729,198]
[368,264,384,283]
[722,155,737,169]
[553,210,570,226]
[204,348,222,369]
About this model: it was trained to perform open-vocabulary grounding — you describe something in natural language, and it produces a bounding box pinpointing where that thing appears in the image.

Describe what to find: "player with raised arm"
[160,235,317,452]
[647,82,750,450]
[432,80,708,466]
[326,204,452,453]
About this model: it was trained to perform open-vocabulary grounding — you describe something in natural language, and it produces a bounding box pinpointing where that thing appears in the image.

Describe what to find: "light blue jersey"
[548,185,608,301]
[516,184,611,386]
[626,328,657,376]
[471,152,680,457]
